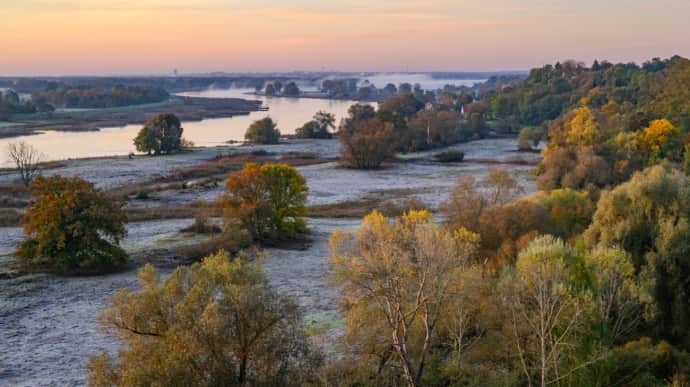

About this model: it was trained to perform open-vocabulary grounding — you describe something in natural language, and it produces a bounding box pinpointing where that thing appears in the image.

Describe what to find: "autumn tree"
[134,113,184,155]
[638,118,683,165]
[89,251,321,386]
[7,141,42,186]
[503,236,643,386]
[14,175,127,274]
[244,117,281,144]
[222,163,308,242]
[536,188,594,239]
[585,164,690,349]
[443,169,524,233]
[338,117,396,169]
[330,210,480,387]
[379,93,424,118]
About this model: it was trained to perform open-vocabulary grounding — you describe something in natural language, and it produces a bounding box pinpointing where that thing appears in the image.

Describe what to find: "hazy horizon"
[2,0,689,76]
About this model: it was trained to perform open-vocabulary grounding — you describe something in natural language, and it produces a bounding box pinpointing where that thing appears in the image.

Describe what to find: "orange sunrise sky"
[1,0,689,75]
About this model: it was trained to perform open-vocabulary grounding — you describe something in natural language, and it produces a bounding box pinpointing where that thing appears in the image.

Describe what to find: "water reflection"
[0,89,357,166]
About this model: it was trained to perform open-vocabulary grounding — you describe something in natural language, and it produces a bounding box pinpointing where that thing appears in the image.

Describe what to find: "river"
[0,89,359,167]
[0,74,486,167]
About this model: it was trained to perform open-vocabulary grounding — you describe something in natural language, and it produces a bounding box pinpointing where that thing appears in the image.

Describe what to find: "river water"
[0,89,358,167]
[0,74,486,167]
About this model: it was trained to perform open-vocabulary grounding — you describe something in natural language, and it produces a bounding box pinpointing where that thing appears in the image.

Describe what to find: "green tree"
[504,235,646,386]
[222,163,308,241]
[245,117,280,144]
[88,251,321,386]
[134,113,184,155]
[295,111,335,139]
[585,164,690,349]
[14,175,127,274]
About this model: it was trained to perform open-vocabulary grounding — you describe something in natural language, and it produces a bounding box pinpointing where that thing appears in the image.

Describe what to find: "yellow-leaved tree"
[329,210,479,387]
[638,118,683,165]
[88,250,321,386]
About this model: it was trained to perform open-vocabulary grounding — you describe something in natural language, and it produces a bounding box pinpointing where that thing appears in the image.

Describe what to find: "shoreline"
[0,96,266,140]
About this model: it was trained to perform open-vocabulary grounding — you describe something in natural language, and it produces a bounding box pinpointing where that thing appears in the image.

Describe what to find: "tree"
[338,117,396,169]
[295,111,335,139]
[383,83,397,96]
[399,83,412,94]
[222,163,308,242]
[313,110,336,132]
[330,210,480,387]
[638,119,683,165]
[283,81,300,97]
[379,93,424,119]
[134,113,183,155]
[14,175,127,274]
[273,80,283,93]
[503,236,584,386]
[7,141,42,186]
[89,251,321,386]
[503,236,643,386]
[585,164,690,349]
[536,188,594,239]
[245,117,280,144]
[443,169,524,233]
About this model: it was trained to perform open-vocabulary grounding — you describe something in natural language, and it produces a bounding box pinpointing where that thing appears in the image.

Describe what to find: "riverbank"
[0,96,265,139]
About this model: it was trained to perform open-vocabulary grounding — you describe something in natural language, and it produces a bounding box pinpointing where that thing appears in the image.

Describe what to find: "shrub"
[14,175,128,274]
[434,150,464,162]
[245,117,280,144]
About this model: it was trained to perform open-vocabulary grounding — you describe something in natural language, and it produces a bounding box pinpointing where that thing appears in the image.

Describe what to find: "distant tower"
[173,69,178,77]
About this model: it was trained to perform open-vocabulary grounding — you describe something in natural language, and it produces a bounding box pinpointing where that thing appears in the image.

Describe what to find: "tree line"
[33,85,170,109]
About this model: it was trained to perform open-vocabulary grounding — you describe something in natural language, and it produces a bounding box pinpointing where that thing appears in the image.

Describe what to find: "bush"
[434,150,464,162]
[134,113,183,155]
[222,163,308,242]
[245,117,280,144]
[14,175,128,274]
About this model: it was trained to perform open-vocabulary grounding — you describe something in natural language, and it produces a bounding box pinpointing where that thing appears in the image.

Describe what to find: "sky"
[1,0,689,75]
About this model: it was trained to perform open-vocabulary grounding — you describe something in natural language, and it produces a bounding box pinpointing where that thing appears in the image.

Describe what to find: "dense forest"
[486,56,690,191]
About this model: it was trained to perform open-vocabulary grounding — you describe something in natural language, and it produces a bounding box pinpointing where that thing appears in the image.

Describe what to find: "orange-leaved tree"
[15,174,128,274]
[222,163,308,241]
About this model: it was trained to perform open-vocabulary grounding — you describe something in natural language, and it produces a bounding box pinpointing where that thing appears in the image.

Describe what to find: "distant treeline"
[485,55,690,191]
[0,75,326,94]
[32,86,170,109]
[487,55,690,129]
[0,90,53,120]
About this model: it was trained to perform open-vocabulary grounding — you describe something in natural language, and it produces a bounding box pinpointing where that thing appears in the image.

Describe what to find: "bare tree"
[7,141,42,186]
